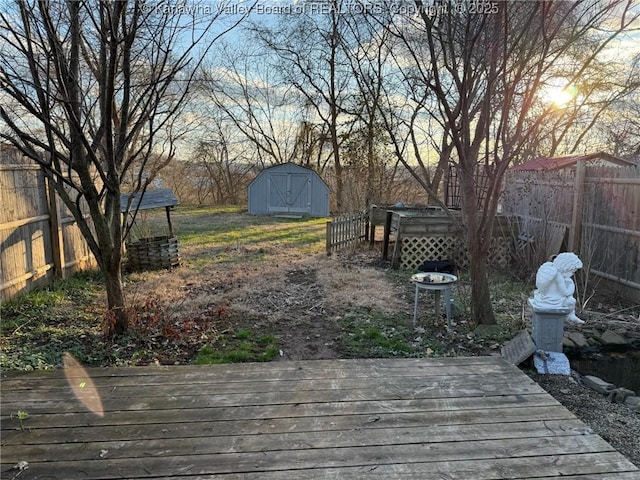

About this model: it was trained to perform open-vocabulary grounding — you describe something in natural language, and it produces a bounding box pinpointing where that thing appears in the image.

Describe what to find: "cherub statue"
[532,252,584,323]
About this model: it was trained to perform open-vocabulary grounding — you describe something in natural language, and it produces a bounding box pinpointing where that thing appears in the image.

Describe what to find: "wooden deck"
[2,356,639,479]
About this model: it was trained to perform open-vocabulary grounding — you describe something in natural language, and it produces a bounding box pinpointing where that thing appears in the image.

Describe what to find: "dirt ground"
[126,246,505,362]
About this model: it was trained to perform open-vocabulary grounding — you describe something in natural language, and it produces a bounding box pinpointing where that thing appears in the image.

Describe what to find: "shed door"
[268,173,311,214]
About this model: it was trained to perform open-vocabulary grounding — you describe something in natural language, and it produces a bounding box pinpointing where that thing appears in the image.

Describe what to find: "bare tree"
[290,119,329,171]
[344,9,454,209]
[379,0,639,325]
[192,129,253,205]
[250,0,352,210]
[604,93,640,157]
[0,0,249,336]
[583,53,640,158]
[339,16,405,210]
[199,42,303,167]
[377,63,454,210]
[158,158,202,204]
[526,53,640,157]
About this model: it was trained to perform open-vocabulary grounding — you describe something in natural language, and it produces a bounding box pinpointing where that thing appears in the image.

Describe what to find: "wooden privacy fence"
[325,212,369,254]
[0,163,95,301]
[503,164,640,301]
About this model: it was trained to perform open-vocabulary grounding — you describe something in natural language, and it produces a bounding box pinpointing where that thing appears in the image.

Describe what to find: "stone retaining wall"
[563,320,640,350]
[562,319,640,414]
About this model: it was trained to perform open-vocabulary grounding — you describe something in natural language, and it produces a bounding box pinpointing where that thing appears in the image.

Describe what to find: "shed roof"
[510,152,635,172]
[120,189,179,213]
[247,162,325,188]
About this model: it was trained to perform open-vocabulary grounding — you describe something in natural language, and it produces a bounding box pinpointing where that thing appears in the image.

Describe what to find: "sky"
[1,0,638,161]
[174,0,640,155]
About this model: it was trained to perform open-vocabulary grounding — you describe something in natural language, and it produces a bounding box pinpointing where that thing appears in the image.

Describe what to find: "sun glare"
[544,84,578,107]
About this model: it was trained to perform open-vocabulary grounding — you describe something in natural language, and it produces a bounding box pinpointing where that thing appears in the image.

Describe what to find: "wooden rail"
[325,212,369,254]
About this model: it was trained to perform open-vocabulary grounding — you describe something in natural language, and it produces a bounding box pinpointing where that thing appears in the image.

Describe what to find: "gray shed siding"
[248,163,329,217]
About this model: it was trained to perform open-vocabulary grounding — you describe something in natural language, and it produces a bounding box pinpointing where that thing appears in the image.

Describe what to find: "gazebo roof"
[120,189,179,213]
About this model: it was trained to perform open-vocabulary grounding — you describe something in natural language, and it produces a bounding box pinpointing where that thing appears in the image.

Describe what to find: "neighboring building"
[510,151,635,172]
[247,163,329,217]
[0,142,30,165]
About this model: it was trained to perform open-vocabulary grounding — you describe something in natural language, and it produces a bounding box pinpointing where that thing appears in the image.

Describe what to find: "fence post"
[382,210,392,260]
[46,176,66,279]
[325,220,332,256]
[569,159,586,254]
[365,215,370,244]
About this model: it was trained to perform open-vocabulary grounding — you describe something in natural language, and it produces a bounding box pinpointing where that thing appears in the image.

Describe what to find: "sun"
[543,84,578,107]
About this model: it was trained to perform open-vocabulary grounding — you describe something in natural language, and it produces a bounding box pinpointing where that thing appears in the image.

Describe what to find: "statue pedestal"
[528,299,571,353]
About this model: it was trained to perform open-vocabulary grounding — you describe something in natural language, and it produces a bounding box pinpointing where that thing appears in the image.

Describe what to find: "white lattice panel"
[400,236,457,270]
[488,238,511,269]
[401,236,511,270]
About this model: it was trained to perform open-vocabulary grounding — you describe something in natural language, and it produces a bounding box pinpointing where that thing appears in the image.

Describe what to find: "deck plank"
[0,391,559,416]
[1,404,575,445]
[1,357,638,479]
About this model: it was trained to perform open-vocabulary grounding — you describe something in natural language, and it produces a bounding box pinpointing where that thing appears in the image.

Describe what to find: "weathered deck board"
[1,357,638,479]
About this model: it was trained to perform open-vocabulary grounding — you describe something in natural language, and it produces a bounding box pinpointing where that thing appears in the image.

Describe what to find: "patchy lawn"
[1,204,637,371]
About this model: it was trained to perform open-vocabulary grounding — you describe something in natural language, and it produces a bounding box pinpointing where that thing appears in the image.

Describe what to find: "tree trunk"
[332,126,344,211]
[458,162,497,326]
[104,264,128,336]
[468,240,496,325]
[329,4,343,211]
[95,188,128,337]
[365,121,375,208]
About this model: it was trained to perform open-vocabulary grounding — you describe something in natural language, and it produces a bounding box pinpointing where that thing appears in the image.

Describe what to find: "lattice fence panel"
[400,236,458,270]
[487,238,511,269]
[401,236,511,270]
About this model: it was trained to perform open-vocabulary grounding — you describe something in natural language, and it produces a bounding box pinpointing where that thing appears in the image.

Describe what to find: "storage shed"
[248,163,329,217]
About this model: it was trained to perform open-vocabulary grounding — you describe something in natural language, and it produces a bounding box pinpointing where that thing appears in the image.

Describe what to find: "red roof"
[510,152,634,171]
